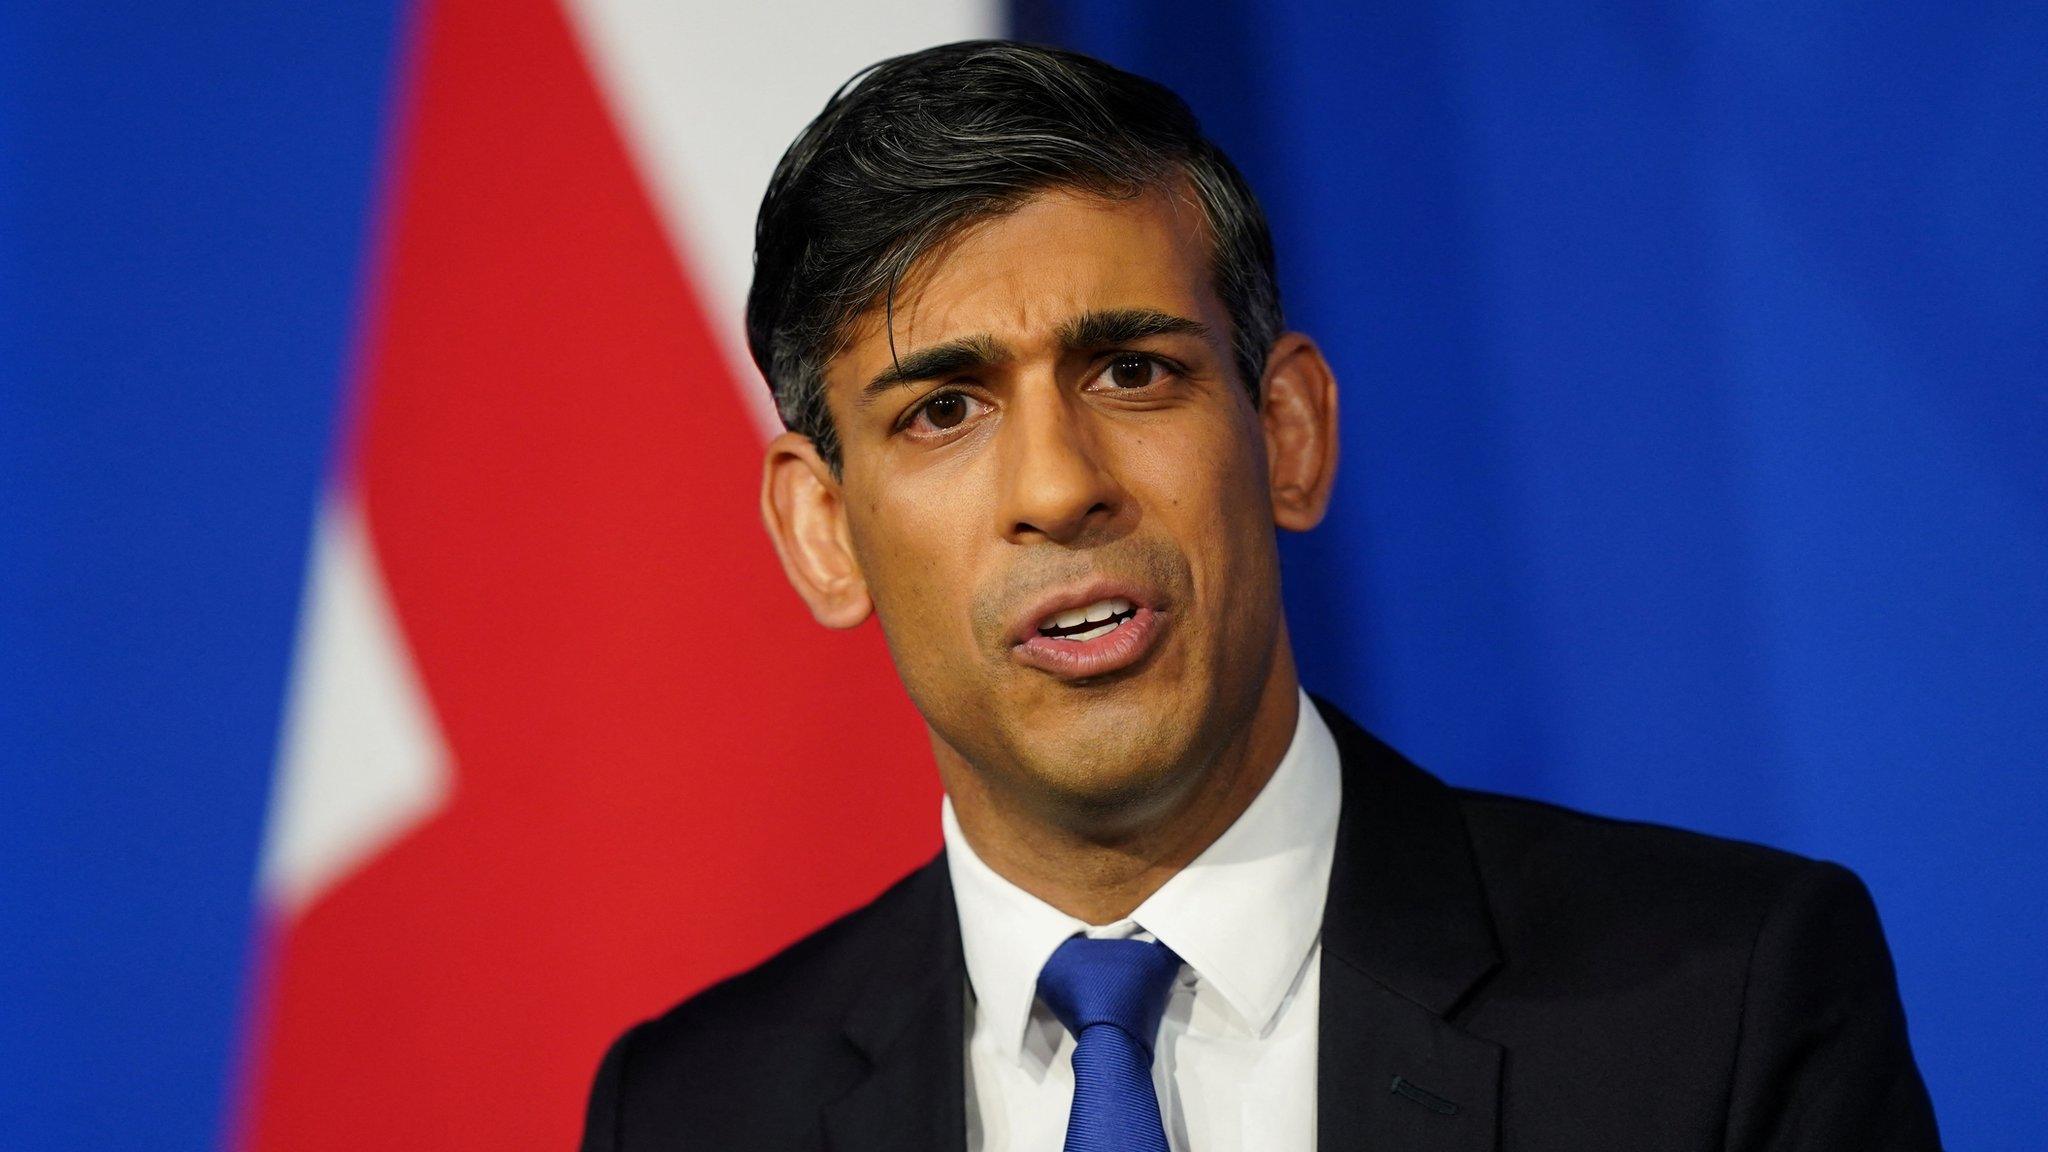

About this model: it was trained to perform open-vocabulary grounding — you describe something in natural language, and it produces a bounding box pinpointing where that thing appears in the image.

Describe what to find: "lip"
[1007,579,1167,681]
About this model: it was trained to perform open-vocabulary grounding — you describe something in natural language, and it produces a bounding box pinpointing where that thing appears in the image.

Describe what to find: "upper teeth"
[1048,597,1133,631]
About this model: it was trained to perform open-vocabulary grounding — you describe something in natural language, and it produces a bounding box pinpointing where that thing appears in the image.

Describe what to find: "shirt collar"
[943,689,1343,1060]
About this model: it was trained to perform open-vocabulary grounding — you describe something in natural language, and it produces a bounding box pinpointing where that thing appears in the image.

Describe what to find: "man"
[582,41,1938,1151]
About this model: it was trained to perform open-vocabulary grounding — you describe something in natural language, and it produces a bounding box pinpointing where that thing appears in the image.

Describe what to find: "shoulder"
[1315,695,1849,956]
[1449,784,1916,1065]
[580,856,950,1150]
[1454,785,1857,957]
[622,852,946,1052]
[1457,785,1838,901]
[1312,701,1937,1144]
[1447,790,1936,1145]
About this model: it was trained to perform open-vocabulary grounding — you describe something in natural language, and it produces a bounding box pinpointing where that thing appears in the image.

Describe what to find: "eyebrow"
[1058,307,1212,350]
[859,308,1212,405]
[861,333,1009,402]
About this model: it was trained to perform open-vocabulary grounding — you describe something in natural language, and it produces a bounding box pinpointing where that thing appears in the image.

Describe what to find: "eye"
[905,389,985,436]
[1095,354,1172,391]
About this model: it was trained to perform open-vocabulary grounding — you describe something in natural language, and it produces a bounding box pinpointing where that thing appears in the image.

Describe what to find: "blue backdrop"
[4,2,2043,1148]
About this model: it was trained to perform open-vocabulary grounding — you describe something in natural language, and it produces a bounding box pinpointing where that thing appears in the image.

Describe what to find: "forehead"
[829,186,1224,386]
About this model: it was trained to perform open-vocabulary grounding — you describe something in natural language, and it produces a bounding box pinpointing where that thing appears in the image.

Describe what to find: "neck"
[940,644,1303,925]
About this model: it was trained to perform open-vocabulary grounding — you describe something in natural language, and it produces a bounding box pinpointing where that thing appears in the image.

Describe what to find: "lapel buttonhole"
[1389,1075,1459,1116]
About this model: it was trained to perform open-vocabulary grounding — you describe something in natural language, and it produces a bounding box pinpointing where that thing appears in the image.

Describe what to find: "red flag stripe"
[242,0,938,1146]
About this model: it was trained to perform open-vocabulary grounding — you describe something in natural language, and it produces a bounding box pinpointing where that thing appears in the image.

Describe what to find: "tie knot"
[1035,936,1183,1052]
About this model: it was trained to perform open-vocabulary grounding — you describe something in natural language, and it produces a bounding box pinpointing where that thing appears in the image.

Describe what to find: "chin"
[1004,712,1206,819]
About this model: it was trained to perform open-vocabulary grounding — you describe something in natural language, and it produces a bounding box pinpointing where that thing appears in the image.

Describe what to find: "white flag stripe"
[560,0,1003,442]
[261,491,453,915]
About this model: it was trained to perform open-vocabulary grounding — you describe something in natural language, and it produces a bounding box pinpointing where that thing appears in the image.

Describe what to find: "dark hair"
[745,40,1283,469]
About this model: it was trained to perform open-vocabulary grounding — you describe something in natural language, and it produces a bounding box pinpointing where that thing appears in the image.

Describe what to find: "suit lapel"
[820,856,968,1152]
[1313,698,1505,1152]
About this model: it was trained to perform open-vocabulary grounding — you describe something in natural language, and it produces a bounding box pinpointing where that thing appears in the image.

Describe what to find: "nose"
[995,382,1123,545]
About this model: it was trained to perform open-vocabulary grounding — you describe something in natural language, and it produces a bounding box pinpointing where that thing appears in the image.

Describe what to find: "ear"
[760,431,872,629]
[1259,332,1340,531]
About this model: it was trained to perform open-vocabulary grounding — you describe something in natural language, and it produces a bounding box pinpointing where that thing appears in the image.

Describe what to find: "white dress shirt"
[942,689,1343,1152]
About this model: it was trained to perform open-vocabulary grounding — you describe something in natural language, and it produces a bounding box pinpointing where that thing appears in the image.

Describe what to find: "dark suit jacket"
[581,700,1940,1151]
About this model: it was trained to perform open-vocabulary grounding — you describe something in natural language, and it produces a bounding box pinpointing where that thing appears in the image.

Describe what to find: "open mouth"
[1035,596,1139,643]
[1013,590,1164,680]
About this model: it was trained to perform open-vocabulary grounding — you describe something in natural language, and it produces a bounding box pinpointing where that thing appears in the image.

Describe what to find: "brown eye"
[920,392,968,430]
[1105,355,1158,389]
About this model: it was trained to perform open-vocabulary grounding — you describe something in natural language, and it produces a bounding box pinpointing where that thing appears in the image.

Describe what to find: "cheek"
[1124,408,1270,533]
[1120,412,1276,626]
[847,483,990,670]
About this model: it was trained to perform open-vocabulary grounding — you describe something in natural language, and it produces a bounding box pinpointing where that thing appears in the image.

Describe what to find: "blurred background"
[3,1,2042,1148]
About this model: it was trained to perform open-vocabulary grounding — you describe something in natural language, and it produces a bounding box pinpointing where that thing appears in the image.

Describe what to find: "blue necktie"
[1035,935,1183,1152]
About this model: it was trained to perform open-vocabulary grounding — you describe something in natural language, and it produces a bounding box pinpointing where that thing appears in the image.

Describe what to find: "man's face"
[815,187,1290,821]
